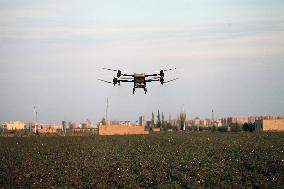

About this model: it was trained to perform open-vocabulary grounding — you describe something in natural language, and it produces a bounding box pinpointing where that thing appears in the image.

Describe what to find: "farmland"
[0,132,283,188]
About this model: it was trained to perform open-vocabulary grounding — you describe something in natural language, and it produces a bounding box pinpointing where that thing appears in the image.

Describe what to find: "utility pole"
[105,98,109,126]
[182,104,186,131]
[33,106,38,133]
[212,109,214,126]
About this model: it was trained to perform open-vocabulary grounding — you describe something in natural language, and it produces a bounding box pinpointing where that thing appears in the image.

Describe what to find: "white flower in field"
[251,150,254,153]
[37,151,40,154]
[117,168,120,171]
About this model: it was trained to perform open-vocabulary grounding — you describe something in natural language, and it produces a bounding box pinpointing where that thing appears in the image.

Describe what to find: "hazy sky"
[0,0,284,123]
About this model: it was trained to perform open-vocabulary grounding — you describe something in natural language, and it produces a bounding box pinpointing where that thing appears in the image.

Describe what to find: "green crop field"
[0,132,283,188]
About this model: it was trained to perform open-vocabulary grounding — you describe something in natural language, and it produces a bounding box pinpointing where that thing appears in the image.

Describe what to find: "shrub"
[164,123,174,131]
[230,123,242,132]
[243,123,255,132]
[218,126,228,132]
[211,125,217,132]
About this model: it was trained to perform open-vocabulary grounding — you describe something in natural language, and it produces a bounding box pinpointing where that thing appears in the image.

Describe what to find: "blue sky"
[0,0,284,123]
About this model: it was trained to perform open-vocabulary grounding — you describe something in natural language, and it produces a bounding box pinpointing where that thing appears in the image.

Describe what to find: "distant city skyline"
[0,0,284,123]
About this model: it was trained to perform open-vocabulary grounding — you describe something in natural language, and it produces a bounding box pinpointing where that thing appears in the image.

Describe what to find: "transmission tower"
[212,109,214,126]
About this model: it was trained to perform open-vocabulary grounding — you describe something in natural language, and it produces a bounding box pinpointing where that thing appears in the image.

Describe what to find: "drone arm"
[145,74,158,77]
[119,80,134,82]
[145,79,160,82]
[122,74,134,77]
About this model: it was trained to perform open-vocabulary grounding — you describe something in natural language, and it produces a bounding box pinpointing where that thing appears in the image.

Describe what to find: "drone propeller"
[163,68,177,72]
[102,68,125,78]
[157,68,177,78]
[98,79,113,84]
[98,78,123,86]
[102,68,118,72]
[163,78,179,84]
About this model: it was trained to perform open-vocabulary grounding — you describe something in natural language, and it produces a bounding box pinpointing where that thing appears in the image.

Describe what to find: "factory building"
[1,121,25,130]
[37,124,61,134]
[255,119,284,132]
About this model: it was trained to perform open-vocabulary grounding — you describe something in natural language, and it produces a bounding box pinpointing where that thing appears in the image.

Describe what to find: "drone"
[98,68,179,94]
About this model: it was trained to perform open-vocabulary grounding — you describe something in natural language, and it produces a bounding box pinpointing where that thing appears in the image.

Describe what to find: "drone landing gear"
[144,87,147,94]
[132,88,147,94]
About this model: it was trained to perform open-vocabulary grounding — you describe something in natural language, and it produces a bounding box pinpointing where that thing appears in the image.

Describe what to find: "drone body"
[98,68,178,94]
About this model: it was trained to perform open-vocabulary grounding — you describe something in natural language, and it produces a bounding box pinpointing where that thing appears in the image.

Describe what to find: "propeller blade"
[163,78,179,83]
[98,79,113,84]
[102,68,118,72]
[163,68,177,72]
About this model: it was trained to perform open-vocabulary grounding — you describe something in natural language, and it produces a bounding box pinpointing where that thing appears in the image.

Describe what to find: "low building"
[37,124,61,134]
[99,125,149,135]
[152,128,161,132]
[71,128,98,132]
[193,117,201,126]
[110,121,131,126]
[222,117,248,126]
[255,119,284,132]
[70,122,81,129]
[214,119,223,127]
[1,121,25,130]
[202,119,212,127]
